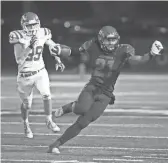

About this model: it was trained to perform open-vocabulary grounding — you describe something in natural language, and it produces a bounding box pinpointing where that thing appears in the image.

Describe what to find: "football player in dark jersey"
[48,26,164,154]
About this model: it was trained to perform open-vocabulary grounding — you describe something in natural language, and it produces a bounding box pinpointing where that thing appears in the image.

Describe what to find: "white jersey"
[9,28,52,72]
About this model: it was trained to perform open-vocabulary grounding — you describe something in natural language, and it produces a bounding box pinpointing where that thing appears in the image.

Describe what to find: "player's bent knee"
[42,94,51,100]
[76,115,91,129]
[90,115,99,123]
[73,102,86,115]
[22,102,31,110]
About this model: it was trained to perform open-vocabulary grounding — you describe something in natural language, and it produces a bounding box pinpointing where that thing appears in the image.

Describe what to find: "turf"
[1,74,168,163]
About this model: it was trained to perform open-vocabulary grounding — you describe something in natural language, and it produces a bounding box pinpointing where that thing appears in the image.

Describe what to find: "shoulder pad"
[79,38,95,52]
[9,30,24,44]
[121,44,135,56]
[43,28,52,40]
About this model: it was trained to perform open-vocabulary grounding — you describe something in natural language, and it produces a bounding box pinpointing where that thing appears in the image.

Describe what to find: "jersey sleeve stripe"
[47,28,51,35]
[12,31,19,39]
[44,28,47,35]
[17,31,23,38]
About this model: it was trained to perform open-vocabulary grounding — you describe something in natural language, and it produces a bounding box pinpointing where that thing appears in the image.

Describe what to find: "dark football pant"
[57,84,114,146]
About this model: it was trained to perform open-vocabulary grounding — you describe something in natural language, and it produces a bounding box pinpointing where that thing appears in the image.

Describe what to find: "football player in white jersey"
[9,12,65,138]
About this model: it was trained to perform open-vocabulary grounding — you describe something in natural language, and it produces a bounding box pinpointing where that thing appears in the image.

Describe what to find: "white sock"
[24,118,29,124]
[46,114,52,122]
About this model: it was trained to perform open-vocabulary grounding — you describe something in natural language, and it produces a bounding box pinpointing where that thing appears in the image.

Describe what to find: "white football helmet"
[21,12,40,36]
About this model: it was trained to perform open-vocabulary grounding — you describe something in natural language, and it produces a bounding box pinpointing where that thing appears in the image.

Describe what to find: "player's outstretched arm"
[128,40,164,64]
[45,39,62,55]
[45,39,66,72]
[48,38,93,58]
[46,39,93,71]
[43,28,63,56]
[128,52,153,64]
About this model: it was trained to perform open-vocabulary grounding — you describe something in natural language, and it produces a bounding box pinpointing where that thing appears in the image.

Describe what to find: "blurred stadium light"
[64,21,71,28]
[159,27,168,34]
[52,18,61,24]
[1,18,4,25]
[74,25,80,31]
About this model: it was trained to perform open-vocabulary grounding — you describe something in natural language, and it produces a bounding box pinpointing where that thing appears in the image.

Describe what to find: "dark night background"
[1,1,168,75]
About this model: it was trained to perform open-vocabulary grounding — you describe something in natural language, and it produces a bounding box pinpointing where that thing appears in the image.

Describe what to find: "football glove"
[150,40,164,55]
[54,56,65,72]
[49,44,61,56]
[29,35,39,49]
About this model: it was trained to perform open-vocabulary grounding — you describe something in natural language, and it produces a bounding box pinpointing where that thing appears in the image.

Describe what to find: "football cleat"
[46,120,60,132]
[47,146,60,154]
[24,122,33,139]
[54,107,64,118]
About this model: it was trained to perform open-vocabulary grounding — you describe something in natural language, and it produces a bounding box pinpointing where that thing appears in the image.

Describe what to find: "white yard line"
[1,122,163,128]
[1,92,168,99]
[93,158,144,162]
[50,82,168,87]
[2,144,168,151]
[2,97,168,106]
[28,115,168,118]
[93,154,168,161]
[104,109,168,115]
[1,108,168,115]
[0,158,142,163]
[1,114,168,119]
[1,74,168,80]
[50,81,168,87]
[122,156,168,159]
[2,132,168,139]
[1,159,79,163]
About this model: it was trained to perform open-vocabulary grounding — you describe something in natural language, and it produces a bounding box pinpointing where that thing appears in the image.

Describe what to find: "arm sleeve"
[69,39,94,57]
[127,44,152,64]
[79,39,94,53]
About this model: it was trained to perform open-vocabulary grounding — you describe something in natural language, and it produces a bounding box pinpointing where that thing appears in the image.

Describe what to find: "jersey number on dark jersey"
[26,46,43,61]
[96,57,114,69]
[95,57,115,77]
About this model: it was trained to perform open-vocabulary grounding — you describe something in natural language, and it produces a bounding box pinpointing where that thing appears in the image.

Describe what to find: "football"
[59,44,71,57]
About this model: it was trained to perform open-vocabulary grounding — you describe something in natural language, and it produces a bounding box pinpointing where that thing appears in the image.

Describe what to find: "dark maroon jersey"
[80,38,135,93]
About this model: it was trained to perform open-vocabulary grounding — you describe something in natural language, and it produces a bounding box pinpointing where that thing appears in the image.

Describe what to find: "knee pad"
[42,94,51,100]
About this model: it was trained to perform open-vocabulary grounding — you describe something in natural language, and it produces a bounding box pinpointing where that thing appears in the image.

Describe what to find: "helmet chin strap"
[103,43,115,52]
[24,28,38,36]
[25,30,36,36]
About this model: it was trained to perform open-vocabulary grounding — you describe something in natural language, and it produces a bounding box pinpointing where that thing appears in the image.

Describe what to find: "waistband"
[19,67,44,78]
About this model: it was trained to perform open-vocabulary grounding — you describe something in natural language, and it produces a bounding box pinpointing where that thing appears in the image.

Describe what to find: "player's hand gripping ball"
[50,44,71,57]
[49,44,61,56]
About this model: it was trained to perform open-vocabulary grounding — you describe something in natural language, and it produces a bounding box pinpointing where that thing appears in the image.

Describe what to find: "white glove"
[49,44,61,56]
[150,40,164,55]
[54,56,65,72]
[29,35,39,49]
